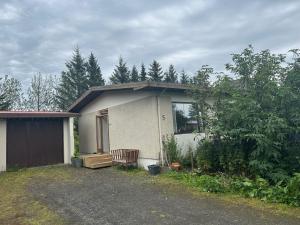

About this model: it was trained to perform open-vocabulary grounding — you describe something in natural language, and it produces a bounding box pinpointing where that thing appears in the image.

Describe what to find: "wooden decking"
[81,153,113,169]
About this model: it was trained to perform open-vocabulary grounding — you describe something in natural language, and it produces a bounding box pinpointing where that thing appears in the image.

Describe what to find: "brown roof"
[68,81,190,113]
[0,111,79,118]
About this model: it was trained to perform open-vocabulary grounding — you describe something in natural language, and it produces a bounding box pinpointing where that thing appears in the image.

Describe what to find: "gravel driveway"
[29,167,300,225]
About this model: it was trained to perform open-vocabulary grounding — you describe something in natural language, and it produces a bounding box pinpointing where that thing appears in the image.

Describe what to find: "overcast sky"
[0,0,299,86]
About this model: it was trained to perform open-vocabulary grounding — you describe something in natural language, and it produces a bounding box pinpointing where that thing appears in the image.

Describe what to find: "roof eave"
[68,82,191,113]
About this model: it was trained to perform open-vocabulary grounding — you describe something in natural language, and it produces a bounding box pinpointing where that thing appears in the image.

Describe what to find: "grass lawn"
[0,165,72,225]
[123,168,300,220]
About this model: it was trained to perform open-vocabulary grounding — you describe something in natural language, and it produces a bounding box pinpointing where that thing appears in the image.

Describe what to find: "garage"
[0,111,78,171]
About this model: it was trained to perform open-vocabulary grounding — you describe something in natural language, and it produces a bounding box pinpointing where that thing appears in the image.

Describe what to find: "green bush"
[74,129,80,157]
[191,46,300,183]
[286,173,300,206]
[164,171,300,207]
[195,175,226,193]
[196,139,218,172]
[163,135,181,164]
[180,146,196,169]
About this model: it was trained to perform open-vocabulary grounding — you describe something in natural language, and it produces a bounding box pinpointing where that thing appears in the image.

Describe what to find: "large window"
[172,102,200,134]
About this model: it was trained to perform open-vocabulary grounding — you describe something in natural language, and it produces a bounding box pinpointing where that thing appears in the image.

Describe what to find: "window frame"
[172,101,200,135]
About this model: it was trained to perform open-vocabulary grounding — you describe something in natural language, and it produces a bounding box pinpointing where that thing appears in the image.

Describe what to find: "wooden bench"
[110,149,139,167]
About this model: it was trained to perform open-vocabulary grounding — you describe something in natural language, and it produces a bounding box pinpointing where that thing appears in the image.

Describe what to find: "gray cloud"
[0,0,299,85]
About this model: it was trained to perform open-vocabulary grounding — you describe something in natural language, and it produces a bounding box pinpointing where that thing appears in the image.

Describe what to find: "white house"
[69,81,208,169]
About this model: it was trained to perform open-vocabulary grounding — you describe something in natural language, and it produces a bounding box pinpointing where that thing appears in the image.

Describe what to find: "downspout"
[156,95,164,166]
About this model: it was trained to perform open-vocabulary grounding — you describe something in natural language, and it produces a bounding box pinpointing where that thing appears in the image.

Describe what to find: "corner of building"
[0,119,7,172]
[63,117,75,164]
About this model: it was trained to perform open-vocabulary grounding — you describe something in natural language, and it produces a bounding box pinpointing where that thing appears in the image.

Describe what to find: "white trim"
[156,96,164,166]
[63,118,74,164]
[0,119,6,172]
[69,118,75,158]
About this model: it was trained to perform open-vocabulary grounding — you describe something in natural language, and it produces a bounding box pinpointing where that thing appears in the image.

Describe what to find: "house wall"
[174,133,205,155]
[171,93,215,154]
[0,119,6,172]
[108,96,161,168]
[78,112,98,153]
[80,90,154,114]
[63,118,74,164]
[159,95,174,137]
[77,89,211,168]
[78,90,157,154]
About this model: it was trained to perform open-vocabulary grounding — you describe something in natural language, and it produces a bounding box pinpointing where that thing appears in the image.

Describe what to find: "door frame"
[96,115,103,153]
[96,109,110,154]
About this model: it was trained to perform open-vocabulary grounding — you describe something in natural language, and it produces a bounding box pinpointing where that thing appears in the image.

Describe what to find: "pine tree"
[164,64,178,83]
[140,63,147,81]
[130,65,139,82]
[180,70,190,84]
[87,52,105,87]
[110,57,130,84]
[56,47,88,110]
[148,60,164,81]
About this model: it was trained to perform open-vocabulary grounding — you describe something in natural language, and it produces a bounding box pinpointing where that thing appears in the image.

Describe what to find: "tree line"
[0,47,191,111]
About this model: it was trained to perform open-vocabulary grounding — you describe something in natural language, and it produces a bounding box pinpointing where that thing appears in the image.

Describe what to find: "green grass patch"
[114,165,146,175]
[0,165,73,225]
[123,169,300,219]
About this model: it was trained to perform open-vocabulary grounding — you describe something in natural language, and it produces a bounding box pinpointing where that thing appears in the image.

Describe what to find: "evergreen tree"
[180,70,190,84]
[24,73,57,111]
[164,64,178,83]
[148,60,164,81]
[87,52,105,87]
[130,65,139,82]
[56,47,88,110]
[140,63,147,81]
[110,57,130,84]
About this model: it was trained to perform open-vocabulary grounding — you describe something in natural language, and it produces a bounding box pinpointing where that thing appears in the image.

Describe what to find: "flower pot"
[71,157,83,168]
[170,162,181,171]
[148,164,161,175]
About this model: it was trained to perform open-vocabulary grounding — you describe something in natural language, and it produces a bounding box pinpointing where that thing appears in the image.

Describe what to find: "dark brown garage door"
[7,118,64,168]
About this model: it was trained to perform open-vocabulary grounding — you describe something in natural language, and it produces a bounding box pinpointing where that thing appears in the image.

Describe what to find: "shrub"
[230,177,269,198]
[164,171,300,207]
[163,135,181,164]
[196,139,219,172]
[74,129,80,157]
[195,175,226,193]
[180,146,196,169]
[190,46,300,183]
[286,173,300,206]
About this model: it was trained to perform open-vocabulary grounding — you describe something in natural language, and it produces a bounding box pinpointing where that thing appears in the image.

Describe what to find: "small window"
[172,102,200,134]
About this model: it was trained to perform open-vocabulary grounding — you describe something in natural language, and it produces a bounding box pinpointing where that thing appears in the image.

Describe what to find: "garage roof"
[0,111,79,118]
[68,81,191,113]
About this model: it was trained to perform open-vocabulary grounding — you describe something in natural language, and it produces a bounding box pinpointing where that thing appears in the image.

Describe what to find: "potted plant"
[71,148,82,168]
[170,162,181,171]
[163,135,182,171]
